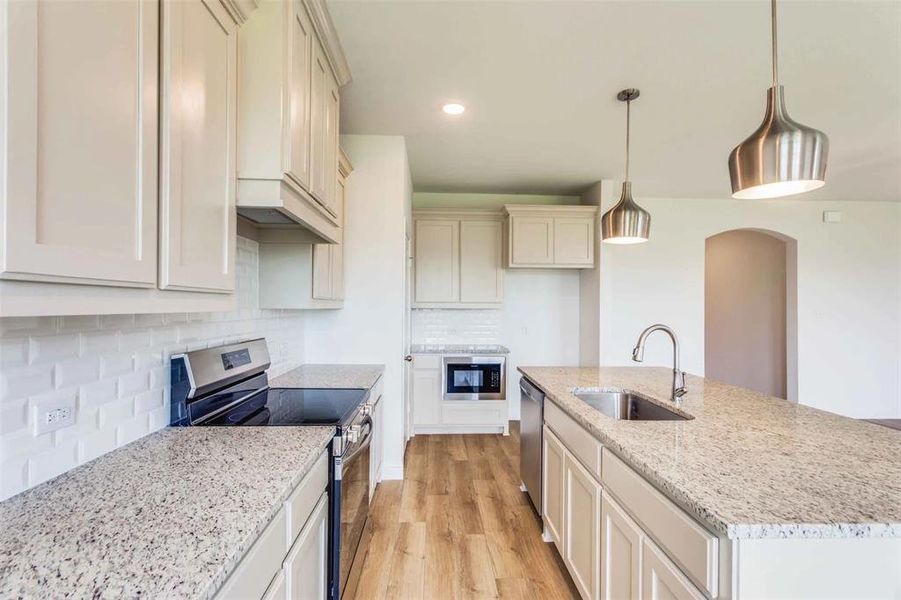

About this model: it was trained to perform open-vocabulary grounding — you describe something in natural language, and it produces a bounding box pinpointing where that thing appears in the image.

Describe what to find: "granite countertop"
[269,364,384,389]
[519,366,901,540]
[411,343,510,355]
[0,426,335,599]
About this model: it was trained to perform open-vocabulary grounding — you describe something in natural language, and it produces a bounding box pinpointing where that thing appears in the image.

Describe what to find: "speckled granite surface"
[519,366,901,540]
[0,426,335,599]
[269,364,384,389]
[411,344,510,355]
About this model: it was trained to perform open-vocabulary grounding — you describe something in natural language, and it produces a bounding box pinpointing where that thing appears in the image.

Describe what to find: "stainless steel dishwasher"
[519,377,544,515]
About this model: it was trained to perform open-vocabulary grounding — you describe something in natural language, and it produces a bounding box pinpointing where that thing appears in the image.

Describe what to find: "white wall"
[303,135,411,479]
[597,188,901,419]
[0,238,306,500]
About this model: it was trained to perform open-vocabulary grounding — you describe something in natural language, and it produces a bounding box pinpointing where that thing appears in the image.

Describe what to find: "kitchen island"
[520,366,901,599]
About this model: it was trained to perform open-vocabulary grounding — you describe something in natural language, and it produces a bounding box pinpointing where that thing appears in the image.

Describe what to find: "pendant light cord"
[771,0,779,87]
[624,98,631,183]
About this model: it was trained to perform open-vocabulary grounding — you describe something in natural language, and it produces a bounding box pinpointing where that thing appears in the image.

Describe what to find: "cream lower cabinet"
[601,495,642,600]
[565,453,602,600]
[641,539,705,600]
[1,0,159,288]
[412,210,504,307]
[543,424,600,600]
[505,205,598,269]
[284,493,329,600]
[412,355,442,428]
[159,0,237,293]
[542,425,566,552]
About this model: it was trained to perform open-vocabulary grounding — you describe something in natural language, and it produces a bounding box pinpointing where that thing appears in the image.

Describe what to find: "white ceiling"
[329,1,901,202]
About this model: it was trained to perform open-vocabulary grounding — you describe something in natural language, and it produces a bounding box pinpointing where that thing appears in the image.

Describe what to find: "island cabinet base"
[541,397,901,600]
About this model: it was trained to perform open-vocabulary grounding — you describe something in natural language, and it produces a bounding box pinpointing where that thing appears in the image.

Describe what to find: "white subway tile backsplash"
[79,379,118,408]
[0,236,306,501]
[28,440,77,487]
[411,309,503,345]
[54,356,100,389]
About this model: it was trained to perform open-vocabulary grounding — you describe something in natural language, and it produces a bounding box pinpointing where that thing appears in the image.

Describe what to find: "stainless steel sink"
[572,389,691,421]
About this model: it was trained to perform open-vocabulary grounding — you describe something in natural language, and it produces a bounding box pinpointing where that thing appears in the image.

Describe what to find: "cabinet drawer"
[412,354,441,370]
[442,401,506,425]
[545,400,601,480]
[286,449,329,544]
[215,506,287,599]
[602,449,718,597]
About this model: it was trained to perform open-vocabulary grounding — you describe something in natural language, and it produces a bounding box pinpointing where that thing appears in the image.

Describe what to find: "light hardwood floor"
[349,423,579,599]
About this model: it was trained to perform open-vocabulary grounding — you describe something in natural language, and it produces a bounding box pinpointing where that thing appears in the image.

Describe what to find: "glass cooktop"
[202,387,368,427]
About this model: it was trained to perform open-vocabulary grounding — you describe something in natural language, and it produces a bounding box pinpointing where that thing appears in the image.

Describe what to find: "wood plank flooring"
[349,423,579,600]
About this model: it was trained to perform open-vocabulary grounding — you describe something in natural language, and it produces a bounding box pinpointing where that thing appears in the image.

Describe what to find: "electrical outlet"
[34,397,76,435]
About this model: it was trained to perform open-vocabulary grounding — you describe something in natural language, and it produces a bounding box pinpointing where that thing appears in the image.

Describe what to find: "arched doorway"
[704,229,798,400]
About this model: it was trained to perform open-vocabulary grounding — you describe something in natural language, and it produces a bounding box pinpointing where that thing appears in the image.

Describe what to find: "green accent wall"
[412,192,580,210]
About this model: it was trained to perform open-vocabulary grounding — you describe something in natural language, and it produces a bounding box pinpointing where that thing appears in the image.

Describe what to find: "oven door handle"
[343,416,373,465]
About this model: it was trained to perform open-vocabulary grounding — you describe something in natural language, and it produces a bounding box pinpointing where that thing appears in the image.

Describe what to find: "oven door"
[443,356,506,400]
[336,416,372,599]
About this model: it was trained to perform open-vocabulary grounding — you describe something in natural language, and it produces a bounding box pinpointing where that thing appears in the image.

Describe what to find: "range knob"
[361,403,373,417]
[346,425,361,444]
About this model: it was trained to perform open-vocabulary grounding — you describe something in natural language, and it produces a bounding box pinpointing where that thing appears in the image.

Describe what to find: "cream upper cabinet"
[1,0,159,287]
[511,216,554,266]
[542,425,566,553]
[412,210,504,307]
[236,0,349,242]
[505,205,598,269]
[565,452,602,600]
[159,0,237,293]
[287,0,314,190]
[460,219,504,304]
[601,494,643,600]
[414,219,460,304]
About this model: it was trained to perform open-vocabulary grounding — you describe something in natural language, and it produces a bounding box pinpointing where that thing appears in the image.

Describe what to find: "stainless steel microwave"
[442,356,506,401]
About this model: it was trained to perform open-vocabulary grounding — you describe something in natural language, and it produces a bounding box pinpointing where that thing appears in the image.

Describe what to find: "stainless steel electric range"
[169,338,373,600]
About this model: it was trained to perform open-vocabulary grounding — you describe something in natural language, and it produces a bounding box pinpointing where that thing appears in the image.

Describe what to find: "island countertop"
[518,366,901,540]
[0,426,335,599]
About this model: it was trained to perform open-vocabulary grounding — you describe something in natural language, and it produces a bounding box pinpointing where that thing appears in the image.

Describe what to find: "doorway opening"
[704,229,798,400]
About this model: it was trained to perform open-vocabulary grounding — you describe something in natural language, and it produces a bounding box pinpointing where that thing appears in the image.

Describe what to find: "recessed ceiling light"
[442,103,465,115]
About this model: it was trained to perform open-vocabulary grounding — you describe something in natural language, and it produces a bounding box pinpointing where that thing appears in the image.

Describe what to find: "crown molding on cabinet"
[303,0,352,86]
[413,208,505,220]
[503,204,599,217]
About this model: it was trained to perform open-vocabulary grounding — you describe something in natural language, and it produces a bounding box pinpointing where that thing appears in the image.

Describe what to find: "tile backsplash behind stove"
[411,309,502,346]
[0,237,306,501]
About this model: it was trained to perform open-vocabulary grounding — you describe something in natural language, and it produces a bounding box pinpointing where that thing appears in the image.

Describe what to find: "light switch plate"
[33,396,76,435]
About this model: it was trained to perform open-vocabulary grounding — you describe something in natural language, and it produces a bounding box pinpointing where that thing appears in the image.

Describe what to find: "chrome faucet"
[631,324,688,402]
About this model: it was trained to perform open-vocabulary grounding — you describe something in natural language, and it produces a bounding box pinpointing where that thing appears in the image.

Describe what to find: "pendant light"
[601,88,650,244]
[728,0,828,199]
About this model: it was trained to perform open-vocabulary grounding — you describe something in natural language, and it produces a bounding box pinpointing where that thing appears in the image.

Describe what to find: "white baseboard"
[380,462,404,480]
[413,425,505,435]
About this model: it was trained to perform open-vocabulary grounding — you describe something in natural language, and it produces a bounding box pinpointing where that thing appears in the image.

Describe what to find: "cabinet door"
[565,452,602,600]
[331,244,345,301]
[510,216,554,266]
[542,425,566,553]
[159,0,236,292]
[640,539,705,600]
[308,42,330,207]
[460,219,504,303]
[414,219,460,303]
[262,570,287,600]
[285,0,313,190]
[311,244,332,300]
[554,217,594,266]
[412,367,441,426]
[1,0,158,286]
[369,396,383,501]
[601,494,642,600]
[286,492,329,600]
[322,75,341,217]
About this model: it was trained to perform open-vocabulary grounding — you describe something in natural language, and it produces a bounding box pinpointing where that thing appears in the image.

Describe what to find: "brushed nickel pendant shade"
[601,88,650,244]
[728,0,828,199]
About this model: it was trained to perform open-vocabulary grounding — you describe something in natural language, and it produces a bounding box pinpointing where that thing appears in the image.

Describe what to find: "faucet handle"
[674,371,688,398]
